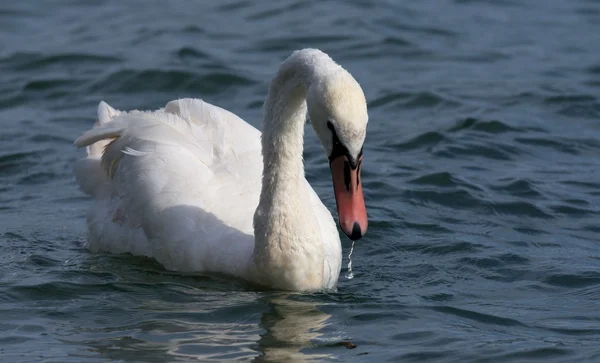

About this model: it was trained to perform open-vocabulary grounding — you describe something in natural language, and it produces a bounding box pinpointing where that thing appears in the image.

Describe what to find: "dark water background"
[1,1,600,362]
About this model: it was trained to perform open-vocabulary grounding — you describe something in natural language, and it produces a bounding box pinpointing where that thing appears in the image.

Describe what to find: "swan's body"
[74,49,368,291]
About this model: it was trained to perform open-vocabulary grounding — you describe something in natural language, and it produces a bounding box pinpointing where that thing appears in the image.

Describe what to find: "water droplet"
[345,241,355,280]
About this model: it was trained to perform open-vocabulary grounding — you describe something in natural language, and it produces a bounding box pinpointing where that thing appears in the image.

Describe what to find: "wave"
[544,94,600,118]
[448,117,523,133]
[252,35,354,53]
[89,69,256,94]
[0,150,46,176]
[489,179,544,198]
[0,52,122,72]
[429,305,526,326]
[408,171,482,191]
[369,91,460,110]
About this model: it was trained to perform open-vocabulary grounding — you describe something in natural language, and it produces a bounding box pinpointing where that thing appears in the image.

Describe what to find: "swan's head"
[307,69,368,241]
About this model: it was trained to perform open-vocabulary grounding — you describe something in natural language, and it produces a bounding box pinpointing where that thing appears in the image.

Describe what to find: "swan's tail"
[73,99,216,196]
[75,101,123,155]
[73,101,124,196]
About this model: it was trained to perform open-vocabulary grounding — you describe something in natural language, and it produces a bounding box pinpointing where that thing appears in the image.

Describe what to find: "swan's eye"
[343,160,351,191]
[357,158,362,187]
[327,120,343,149]
[327,121,340,146]
[327,120,354,165]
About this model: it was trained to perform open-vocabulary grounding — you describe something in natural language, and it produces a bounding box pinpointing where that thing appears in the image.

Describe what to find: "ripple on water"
[456,253,531,282]
[515,137,581,155]
[339,38,433,60]
[549,204,598,217]
[89,69,256,94]
[18,78,87,103]
[408,171,482,191]
[543,273,600,289]
[430,305,526,327]
[489,201,551,218]
[544,94,600,118]
[369,91,460,111]
[378,17,459,38]
[492,347,574,362]
[0,52,122,72]
[448,117,524,134]
[489,179,544,198]
[214,1,253,13]
[0,150,46,176]
[245,4,303,21]
[27,134,73,145]
[175,46,212,62]
[404,189,482,209]
[18,172,58,186]
[28,254,61,268]
[589,61,600,73]
[460,253,530,268]
[387,131,445,151]
[560,180,600,191]
[402,221,453,234]
[172,47,237,74]
[539,315,600,337]
[433,141,519,161]
[252,35,354,53]
[401,241,483,255]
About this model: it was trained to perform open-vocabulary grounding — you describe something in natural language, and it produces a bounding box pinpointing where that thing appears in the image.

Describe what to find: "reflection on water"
[57,267,338,362]
[255,295,332,362]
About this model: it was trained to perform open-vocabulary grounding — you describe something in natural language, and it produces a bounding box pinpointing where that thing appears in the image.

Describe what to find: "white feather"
[122,147,151,157]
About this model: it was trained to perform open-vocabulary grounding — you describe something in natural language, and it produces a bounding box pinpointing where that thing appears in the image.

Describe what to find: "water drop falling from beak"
[345,241,355,280]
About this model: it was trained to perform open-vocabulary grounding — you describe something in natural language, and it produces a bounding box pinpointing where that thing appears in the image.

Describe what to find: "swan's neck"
[252,50,338,290]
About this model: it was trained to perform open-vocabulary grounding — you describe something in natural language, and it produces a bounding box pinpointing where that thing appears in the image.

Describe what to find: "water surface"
[1,1,600,362]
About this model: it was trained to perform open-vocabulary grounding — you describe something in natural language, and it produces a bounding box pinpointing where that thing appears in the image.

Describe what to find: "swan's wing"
[74,98,262,274]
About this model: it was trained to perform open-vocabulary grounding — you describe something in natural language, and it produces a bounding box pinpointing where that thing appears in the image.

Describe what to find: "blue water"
[1,1,600,362]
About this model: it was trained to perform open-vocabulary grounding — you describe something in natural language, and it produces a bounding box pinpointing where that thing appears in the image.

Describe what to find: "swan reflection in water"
[73,275,342,362]
[253,294,334,362]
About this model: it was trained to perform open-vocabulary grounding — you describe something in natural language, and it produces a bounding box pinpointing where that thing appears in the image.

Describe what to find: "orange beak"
[330,155,367,240]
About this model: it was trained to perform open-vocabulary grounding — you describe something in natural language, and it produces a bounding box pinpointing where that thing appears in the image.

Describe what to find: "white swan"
[74,49,368,291]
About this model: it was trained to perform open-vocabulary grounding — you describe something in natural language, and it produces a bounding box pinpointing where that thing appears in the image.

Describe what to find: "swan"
[73,49,368,291]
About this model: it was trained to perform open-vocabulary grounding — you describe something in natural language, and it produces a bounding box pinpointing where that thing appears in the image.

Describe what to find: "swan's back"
[74,99,262,275]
